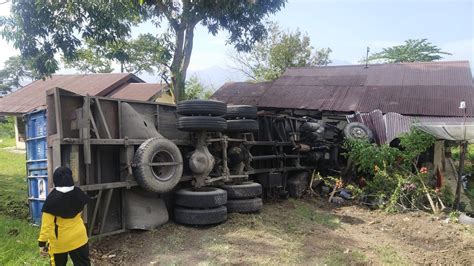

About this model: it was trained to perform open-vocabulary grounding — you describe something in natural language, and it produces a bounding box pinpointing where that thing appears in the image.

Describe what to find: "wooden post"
[455,141,467,210]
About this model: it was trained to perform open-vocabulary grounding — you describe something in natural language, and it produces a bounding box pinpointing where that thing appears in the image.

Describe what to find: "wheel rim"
[350,127,367,138]
[150,150,177,181]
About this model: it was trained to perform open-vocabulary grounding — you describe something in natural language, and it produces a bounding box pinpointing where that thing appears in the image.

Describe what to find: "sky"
[0,0,472,87]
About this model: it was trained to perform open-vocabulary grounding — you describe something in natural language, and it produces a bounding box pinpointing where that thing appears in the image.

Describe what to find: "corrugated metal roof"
[109,83,165,102]
[213,61,474,117]
[347,110,474,144]
[0,73,143,115]
[211,82,272,106]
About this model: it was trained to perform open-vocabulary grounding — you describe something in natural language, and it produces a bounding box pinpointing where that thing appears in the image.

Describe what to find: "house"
[213,60,474,140]
[213,61,473,118]
[213,60,474,173]
[0,73,172,148]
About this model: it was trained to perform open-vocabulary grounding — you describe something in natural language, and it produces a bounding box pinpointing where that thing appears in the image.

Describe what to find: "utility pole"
[364,47,370,69]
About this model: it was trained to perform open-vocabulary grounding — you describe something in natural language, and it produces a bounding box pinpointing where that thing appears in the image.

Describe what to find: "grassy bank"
[0,140,48,265]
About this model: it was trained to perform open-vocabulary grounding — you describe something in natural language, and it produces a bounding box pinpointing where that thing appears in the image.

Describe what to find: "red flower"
[420,167,428,174]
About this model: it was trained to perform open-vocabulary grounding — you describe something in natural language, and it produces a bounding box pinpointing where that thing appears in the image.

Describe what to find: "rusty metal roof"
[347,110,474,144]
[0,73,143,115]
[213,61,474,117]
[211,82,272,106]
[109,83,165,102]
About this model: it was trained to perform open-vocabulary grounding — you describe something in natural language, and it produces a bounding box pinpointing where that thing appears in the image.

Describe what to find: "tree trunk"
[169,13,197,103]
[170,25,186,102]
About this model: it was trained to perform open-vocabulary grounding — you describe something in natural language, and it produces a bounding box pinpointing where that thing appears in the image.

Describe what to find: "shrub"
[344,129,436,212]
[441,184,454,207]
[0,117,15,138]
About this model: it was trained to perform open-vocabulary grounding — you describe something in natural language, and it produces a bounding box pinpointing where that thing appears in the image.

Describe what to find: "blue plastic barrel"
[24,110,48,225]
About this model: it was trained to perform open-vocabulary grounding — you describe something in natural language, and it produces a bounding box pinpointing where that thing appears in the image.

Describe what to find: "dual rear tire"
[222,182,263,213]
[177,100,227,132]
[173,187,227,225]
[225,105,259,133]
[173,182,264,225]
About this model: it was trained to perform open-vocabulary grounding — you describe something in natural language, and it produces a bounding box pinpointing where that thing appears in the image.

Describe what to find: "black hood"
[42,187,90,218]
[42,167,90,218]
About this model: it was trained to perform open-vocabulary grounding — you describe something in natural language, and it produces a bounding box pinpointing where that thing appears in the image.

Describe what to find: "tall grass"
[0,149,48,265]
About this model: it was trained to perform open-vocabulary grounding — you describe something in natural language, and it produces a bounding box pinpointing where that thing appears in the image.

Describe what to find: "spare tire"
[227,198,263,213]
[226,119,259,133]
[221,182,262,199]
[174,206,227,225]
[343,122,374,141]
[177,116,227,132]
[133,138,183,193]
[226,105,258,119]
[175,187,227,208]
[177,100,227,116]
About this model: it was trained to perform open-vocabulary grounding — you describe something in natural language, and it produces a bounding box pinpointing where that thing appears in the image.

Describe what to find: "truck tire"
[133,138,183,193]
[174,187,227,208]
[174,206,227,225]
[177,116,227,132]
[177,100,227,116]
[226,119,259,133]
[221,182,262,199]
[343,122,374,141]
[226,105,258,119]
[227,198,263,213]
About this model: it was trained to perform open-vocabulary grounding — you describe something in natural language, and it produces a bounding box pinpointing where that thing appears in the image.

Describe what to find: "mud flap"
[124,189,169,230]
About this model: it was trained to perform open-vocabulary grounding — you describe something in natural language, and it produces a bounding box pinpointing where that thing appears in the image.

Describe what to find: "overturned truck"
[46,88,371,237]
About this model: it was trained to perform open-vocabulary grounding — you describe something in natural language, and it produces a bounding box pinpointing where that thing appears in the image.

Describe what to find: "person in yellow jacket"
[38,166,90,265]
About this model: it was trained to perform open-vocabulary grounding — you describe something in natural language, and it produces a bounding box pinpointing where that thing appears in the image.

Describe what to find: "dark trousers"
[52,243,90,266]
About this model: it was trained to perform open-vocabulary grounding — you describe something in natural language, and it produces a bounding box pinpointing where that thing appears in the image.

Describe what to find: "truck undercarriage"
[46,88,371,237]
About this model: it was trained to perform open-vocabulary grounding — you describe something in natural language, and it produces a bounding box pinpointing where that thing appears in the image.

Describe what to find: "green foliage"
[344,129,436,212]
[63,34,172,79]
[368,39,451,63]
[0,116,15,138]
[448,210,461,223]
[121,33,172,77]
[398,129,435,164]
[184,76,213,100]
[441,184,455,207]
[231,22,332,81]
[1,0,286,101]
[0,149,28,219]
[0,56,36,94]
[344,140,400,175]
[63,46,114,74]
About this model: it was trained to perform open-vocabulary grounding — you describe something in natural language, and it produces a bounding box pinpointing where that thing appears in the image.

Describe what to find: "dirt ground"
[91,197,474,265]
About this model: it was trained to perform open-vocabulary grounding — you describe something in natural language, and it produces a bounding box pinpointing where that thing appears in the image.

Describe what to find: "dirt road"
[91,197,474,265]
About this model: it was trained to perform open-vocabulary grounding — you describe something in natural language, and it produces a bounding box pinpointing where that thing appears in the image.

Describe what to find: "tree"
[368,39,451,63]
[0,55,35,94]
[184,76,213,100]
[230,22,332,81]
[120,33,172,79]
[313,47,332,66]
[63,47,114,74]
[1,0,286,101]
[63,34,172,80]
